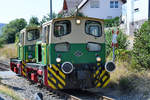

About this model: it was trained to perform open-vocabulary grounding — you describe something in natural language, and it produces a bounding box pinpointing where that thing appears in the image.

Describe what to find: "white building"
[61,0,126,19]
[122,0,149,35]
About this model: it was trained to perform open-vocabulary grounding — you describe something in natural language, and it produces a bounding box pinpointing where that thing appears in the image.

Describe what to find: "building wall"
[79,0,123,19]
[133,0,148,22]
[122,0,149,35]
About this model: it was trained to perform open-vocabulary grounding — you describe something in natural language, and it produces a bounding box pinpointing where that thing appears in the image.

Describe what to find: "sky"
[0,0,63,23]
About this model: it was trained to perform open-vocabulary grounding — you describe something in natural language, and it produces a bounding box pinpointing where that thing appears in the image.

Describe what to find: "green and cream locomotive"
[10,17,116,89]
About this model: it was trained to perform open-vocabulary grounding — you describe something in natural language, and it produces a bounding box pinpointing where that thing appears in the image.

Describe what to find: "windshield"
[54,20,71,37]
[27,29,40,41]
[85,20,102,37]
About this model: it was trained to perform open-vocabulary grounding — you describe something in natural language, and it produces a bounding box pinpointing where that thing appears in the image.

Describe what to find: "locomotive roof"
[42,16,104,26]
[20,26,41,33]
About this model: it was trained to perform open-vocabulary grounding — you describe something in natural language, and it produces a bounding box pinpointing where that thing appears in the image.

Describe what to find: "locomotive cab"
[19,26,41,62]
[10,26,41,75]
[40,17,110,89]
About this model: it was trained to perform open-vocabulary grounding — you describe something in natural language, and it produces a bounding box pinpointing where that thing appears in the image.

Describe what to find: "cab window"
[19,33,24,44]
[85,20,102,37]
[54,20,71,37]
[42,25,50,43]
[27,29,40,41]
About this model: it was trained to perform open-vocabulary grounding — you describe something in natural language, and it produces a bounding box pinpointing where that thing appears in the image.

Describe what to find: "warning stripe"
[48,74,57,84]
[96,82,101,88]
[48,66,66,87]
[102,75,108,82]
[22,61,27,77]
[52,64,66,79]
[93,65,110,88]
[22,65,26,76]
[58,83,63,89]
[93,67,102,78]
[102,78,110,88]
[95,71,110,88]
[48,80,57,89]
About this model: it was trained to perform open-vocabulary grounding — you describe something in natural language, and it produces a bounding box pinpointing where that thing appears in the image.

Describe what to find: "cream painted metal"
[20,27,42,45]
[42,17,105,44]
[122,0,149,35]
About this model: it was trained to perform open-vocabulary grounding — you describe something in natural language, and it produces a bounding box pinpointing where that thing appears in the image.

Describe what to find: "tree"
[29,16,40,26]
[2,18,27,43]
[132,21,150,69]
[40,13,63,24]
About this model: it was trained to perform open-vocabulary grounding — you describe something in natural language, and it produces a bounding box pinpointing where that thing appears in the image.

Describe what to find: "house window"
[110,1,114,8]
[90,0,99,8]
[110,1,119,8]
[115,1,118,8]
[134,8,139,12]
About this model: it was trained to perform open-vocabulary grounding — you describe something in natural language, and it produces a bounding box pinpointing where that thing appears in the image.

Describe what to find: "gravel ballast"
[0,71,64,100]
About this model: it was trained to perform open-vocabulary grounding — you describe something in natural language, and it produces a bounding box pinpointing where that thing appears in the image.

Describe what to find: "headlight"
[87,43,101,51]
[56,58,61,63]
[76,19,81,24]
[96,57,101,62]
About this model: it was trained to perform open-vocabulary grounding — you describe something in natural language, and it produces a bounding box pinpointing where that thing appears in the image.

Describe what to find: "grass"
[107,54,150,94]
[0,43,17,60]
[0,85,23,100]
[0,77,23,100]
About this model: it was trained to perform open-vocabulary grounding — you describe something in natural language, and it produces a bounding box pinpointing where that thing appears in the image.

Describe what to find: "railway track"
[0,61,114,100]
[32,83,114,100]
[0,61,9,71]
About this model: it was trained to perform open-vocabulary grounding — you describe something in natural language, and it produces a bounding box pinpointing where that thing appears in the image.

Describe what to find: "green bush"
[104,17,120,27]
[109,49,131,62]
[0,37,4,48]
[132,21,150,69]
[105,28,129,57]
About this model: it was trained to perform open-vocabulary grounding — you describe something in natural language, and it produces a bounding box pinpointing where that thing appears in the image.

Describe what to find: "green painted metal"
[18,45,24,60]
[18,45,36,61]
[42,44,47,65]
[48,43,106,65]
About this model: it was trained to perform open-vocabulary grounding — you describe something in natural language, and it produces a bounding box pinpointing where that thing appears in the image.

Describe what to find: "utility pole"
[50,0,52,20]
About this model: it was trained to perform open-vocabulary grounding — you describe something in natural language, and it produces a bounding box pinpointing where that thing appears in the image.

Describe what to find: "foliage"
[40,13,63,24]
[40,12,85,24]
[0,37,4,48]
[132,21,150,69]
[105,28,129,57]
[2,18,27,43]
[104,17,120,27]
[28,16,40,26]
[109,49,131,62]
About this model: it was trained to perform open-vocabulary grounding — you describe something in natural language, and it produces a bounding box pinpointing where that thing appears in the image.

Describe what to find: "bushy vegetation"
[132,21,150,69]
[40,13,63,24]
[1,18,27,44]
[105,28,129,57]
[28,16,40,26]
[104,17,120,27]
